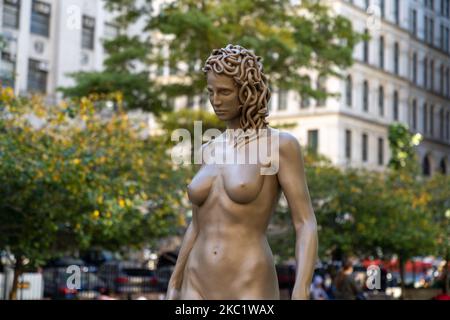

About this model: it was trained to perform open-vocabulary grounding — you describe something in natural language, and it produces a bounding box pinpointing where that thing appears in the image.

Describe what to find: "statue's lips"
[214,110,228,115]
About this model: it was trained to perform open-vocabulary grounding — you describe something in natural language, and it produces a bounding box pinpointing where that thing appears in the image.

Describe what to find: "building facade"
[267,0,450,176]
[0,0,121,102]
[2,0,449,175]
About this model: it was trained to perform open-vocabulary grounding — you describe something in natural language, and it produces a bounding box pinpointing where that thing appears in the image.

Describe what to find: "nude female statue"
[166,44,318,300]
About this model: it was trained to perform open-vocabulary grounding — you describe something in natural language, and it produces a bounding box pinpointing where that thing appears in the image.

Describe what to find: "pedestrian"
[333,261,362,300]
[310,275,329,300]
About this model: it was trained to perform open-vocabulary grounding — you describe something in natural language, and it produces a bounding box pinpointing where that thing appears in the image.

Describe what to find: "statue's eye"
[221,90,232,96]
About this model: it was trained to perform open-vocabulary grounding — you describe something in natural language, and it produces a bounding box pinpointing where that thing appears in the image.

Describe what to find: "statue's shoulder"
[273,129,301,151]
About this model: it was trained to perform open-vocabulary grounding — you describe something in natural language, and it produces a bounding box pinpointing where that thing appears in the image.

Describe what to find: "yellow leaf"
[91,210,100,219]
[97,196,103,204]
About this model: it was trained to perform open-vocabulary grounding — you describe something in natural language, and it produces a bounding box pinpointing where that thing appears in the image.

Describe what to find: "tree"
[146,0,363,103]
[0,88,189,299]
[59,0,163,113]
[388,123,422,173]
[424,174,450,294]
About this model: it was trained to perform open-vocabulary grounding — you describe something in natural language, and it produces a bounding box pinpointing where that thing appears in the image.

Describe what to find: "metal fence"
[0,269,44,300]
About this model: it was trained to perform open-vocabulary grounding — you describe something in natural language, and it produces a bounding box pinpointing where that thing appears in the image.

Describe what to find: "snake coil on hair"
[203,44,271,131]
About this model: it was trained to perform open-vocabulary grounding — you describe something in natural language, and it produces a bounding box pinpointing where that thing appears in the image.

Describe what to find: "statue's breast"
[187,164,265,206]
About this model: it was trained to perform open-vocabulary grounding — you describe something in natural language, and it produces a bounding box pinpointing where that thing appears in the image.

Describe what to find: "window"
[425,16,429,42]
[412,99,417,130]
[363,29,369,63]
[440,65,445,94]
[393,90,399,121]
[429,18,434,45]
[440,108,445,139]
[278,90,287,111]
[424,103,428,133]
[27,59,47,93]
[424,58,428,88]
[345,75,352,107]
[199,92,207,110]
[363,80,369,112]
[187,95,194,108]
[307,130,319,154]
[169,58,178,75]
[2,0,20,29]
[441,24,445,49]
[0,52,15,88]
[394,42,399,75]
[31,0,51,37]
[394,0,400,24]
[445,27,450,52]
[362,133,368,162]
[104,22,119,39]
[380,0,385,18]
[440,158,447,175]
[378,137,384,165]
[422,156,431,176]
[301,94,310,109]
[82,16,95,50]
[447,68,450,97]
[446,111,450,140]
[316,75,326,107]
[411,9,417,36]
[430,60,435,90]
[430,105,435,136]
[412,52,417,84]
[379,36,384,69]
[300,76,311,109]
[378,86,384,116]
[345,130,352,160]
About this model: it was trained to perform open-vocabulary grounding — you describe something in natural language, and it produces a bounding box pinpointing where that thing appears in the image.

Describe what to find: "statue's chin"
[215,113,230,120]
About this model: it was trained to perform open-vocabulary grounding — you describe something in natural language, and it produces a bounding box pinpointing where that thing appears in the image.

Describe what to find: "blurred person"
[333,261,362,300]
[310,275,329,300]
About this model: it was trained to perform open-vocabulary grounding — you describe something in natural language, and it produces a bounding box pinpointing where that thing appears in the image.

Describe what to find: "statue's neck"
[226,117,241,130]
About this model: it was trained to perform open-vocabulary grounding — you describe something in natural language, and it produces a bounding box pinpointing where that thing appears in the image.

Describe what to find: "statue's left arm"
[277,132,318,300]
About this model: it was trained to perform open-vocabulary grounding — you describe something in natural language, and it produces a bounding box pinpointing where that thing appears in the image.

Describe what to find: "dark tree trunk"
[398,255,406,300]
[8,257,23,300]
[443,250,449,295]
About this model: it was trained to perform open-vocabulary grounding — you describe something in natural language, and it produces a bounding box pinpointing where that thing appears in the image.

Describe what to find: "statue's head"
[203,44,271,131]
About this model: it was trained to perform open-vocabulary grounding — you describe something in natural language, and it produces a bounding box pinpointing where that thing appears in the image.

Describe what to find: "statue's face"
[206,71,240,122]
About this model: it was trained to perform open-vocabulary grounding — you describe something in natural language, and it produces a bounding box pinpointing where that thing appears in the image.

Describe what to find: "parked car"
[276,264,296,290]
[154,266,174,292]
[80,249,121,271]
[43,267,106,300]
[97,261,159,295]
[44,257,87,269]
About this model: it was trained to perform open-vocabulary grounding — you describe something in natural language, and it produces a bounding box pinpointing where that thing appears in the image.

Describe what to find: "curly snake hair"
[203,44,271,131]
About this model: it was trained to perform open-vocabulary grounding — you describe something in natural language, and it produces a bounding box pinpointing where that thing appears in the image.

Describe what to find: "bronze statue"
[166,44,318,300]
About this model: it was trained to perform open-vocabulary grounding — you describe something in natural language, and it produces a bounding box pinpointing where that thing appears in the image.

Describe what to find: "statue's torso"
[183,140,281,299]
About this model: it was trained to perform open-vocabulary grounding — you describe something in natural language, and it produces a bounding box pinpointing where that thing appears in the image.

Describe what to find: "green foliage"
[147,0,363,101]
[0,88,189,269]
[388,123,422,173]
[268,147,444,264]
[59,0,163,113]
[59,71,161,112]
